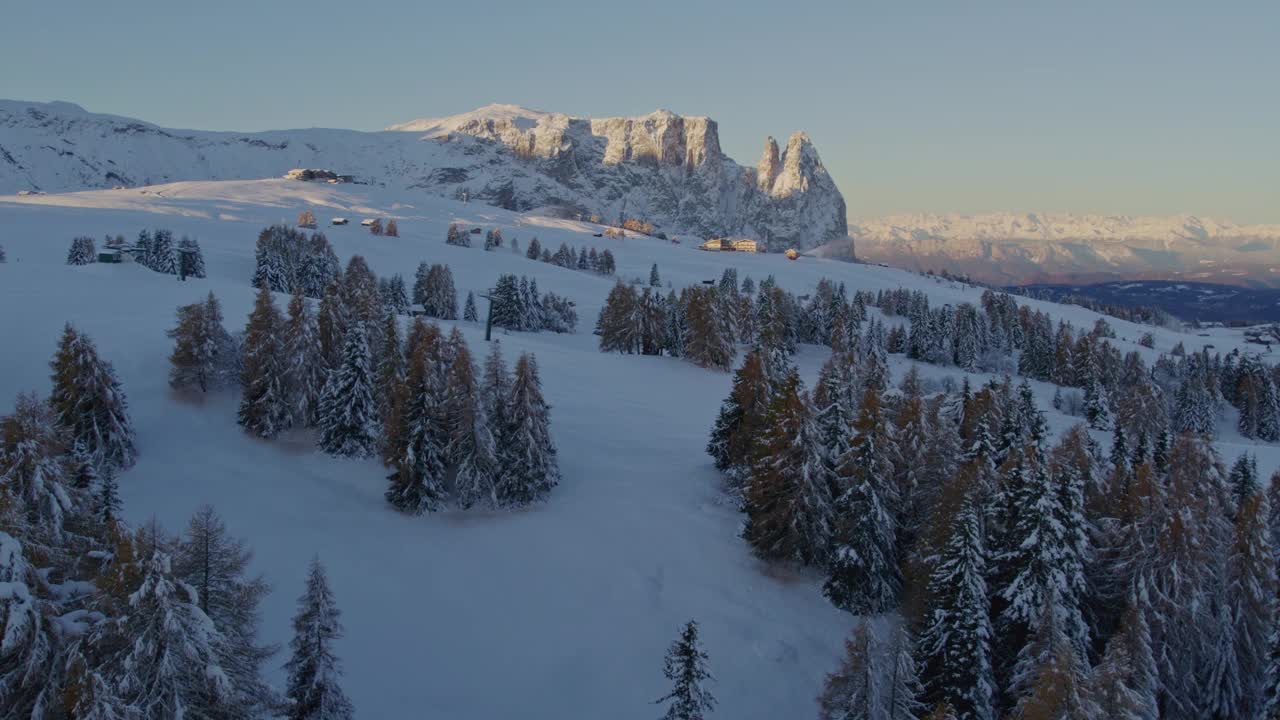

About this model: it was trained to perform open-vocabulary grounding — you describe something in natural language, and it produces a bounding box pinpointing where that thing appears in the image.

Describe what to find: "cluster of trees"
[490,273,578,334]
[598,270,806,373]
[709,320,1280,717]
[0,353,355,717]
[128,229,206,279]
[66,235,97,265]
[67,232,207,279]
[368,218,398,237]
[446,222,476,247]
[384,335,560,513]
[525,236,618,275]
[413,262,458,319]
[1014,286,1180,329]
[168,275,561,512]
[251,224,342,299]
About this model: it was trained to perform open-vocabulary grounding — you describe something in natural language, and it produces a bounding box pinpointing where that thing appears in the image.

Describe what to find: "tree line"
[66,229,207,279]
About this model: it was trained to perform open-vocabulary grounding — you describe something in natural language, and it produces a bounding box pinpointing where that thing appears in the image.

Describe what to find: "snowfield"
[1,179,1277,718]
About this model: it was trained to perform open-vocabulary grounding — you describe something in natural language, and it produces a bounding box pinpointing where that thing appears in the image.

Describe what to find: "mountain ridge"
[0,99,847,251]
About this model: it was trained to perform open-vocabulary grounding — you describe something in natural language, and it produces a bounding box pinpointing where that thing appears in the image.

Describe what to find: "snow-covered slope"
[0,100,848,251]
[826,211,1280,287]
[1,180,1275,718]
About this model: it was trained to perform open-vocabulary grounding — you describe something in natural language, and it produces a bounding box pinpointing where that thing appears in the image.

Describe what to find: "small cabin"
[360,218,377,227]
[731,239,758,253]
[331,218,349,226]
[98,247,136,264]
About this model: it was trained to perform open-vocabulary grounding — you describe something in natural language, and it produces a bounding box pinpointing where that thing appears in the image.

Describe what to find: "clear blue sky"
[4,0,1277,222]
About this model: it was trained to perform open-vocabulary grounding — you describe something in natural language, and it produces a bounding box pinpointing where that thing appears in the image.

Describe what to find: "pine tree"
[825,388,899,614]
[446,332,498,509]
[174,506,277,716]
[743,371,833,564]
[285,558,354,720]
[177,236,206,279]
[650,263,662,287]
[0,392,79,540]
[283,289,326,426]
[96,465,122,525]
[655,620,716,720]
[317,279,348,373]
[1222,488,1277,718]
[49,324,137,469]
[384,321,449,514]
[385,219,399,237]
[888,624,927,719]
[464,291,479,322]
[238,285,291,438]
[496,353,559,507]
[150,228,177,275]
[597,282,640,353]
[706,350,771,484]
[921,486,994,720]
[318,321,379,457]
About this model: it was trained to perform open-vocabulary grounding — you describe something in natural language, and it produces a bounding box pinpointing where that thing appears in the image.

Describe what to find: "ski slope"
[1,179,1277,718]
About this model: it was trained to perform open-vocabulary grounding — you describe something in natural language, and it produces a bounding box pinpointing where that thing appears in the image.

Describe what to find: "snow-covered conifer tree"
[825,388,899,614]
[49,324,136,469]
[177,236,206,279]
[283,289,326,427]
[920,486,994,720]
[446,336,498,509]
[238,284,292,438]
[150,228,177,275]
[318,322,379,457]
[463,291,479,322]
[496,353,559,507]
[285,558,354,720]
[655,620,716,720]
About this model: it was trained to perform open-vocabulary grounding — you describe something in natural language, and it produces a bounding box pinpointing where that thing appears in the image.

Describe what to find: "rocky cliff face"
[0,100,848,251]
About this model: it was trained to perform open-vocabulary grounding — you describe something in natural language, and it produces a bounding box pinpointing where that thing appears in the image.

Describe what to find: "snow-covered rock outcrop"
[0,100,847,250]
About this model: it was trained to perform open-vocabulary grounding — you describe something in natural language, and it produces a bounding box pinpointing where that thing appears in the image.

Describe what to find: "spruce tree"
[238,284,292,438]
[650,263,662,287]
[496,353,559,507]
[920,486,994,720]
[318,322,379,457]
[150,228,177,275]
[655,620,716,720]
[177,236,206,279]
[285,558,354,720]
[825,388,899,614]
[463,291,479,322]
[49,324,137,469]
[1222,488,1277,718]
[385,328,449,514]
[283,289,326,427]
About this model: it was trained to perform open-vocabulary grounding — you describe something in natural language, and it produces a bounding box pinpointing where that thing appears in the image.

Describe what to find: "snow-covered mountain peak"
[385,103,555,135]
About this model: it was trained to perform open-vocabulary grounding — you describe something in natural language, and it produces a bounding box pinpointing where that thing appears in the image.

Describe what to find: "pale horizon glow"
[3,1,1277,223]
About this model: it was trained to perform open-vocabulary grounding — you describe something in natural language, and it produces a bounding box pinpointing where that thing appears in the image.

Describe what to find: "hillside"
[2,180,1277,718]
[0,100,847,251]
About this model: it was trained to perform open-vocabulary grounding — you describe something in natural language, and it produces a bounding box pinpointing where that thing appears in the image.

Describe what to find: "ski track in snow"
[1,179,1277,718]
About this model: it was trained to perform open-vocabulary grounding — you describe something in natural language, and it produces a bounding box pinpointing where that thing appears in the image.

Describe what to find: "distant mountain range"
[815,211,1280,288]
[0,100,847,251]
